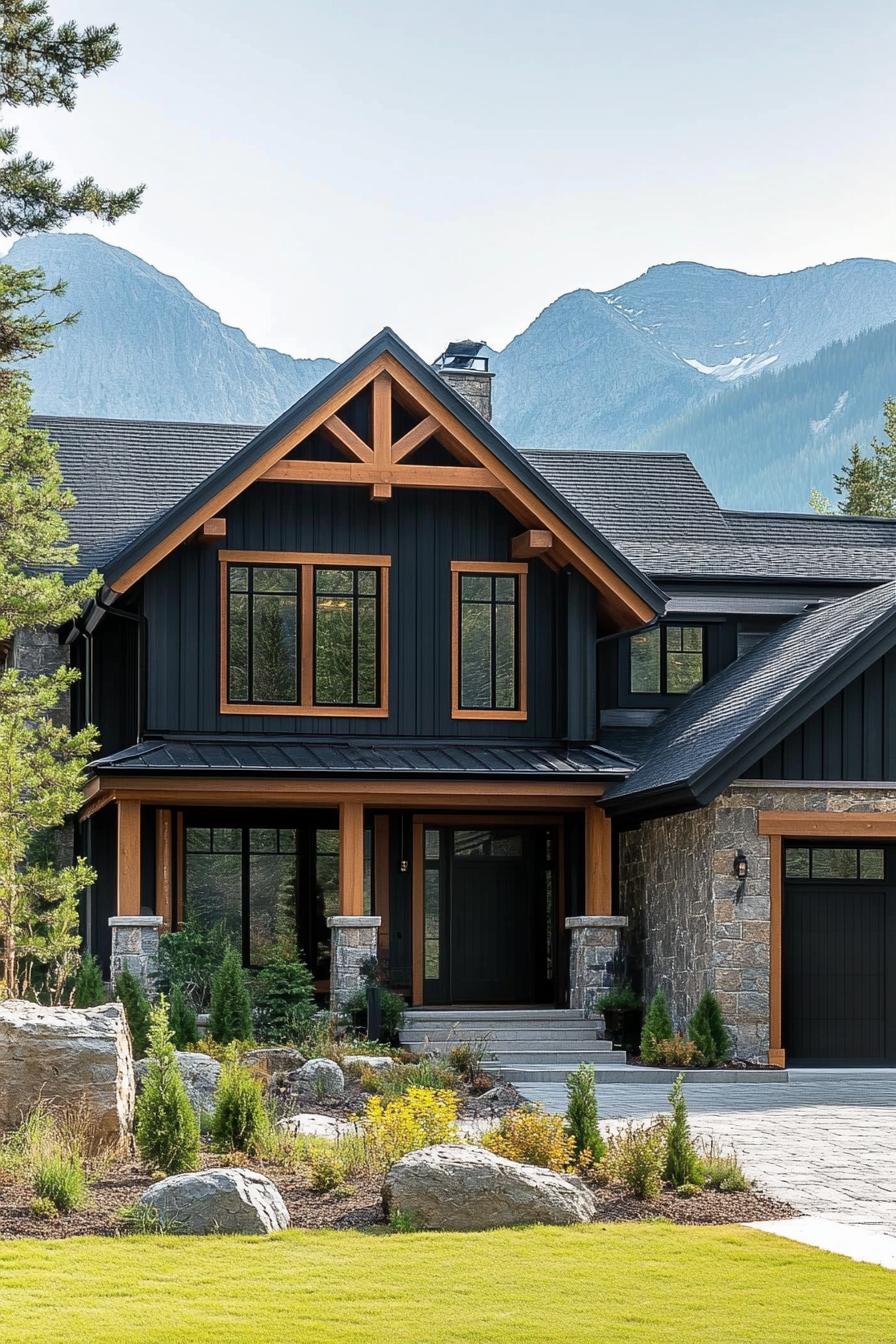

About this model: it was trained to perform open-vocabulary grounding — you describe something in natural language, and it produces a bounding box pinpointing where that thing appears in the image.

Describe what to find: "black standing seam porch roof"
[88,328,665,616]
[88,738,636,780]
[602,580,896,815]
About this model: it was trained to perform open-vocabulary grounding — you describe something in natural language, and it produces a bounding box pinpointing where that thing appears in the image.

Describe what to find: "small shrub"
[0,1100,114,1184]
[115,968,151,1058]
[361,1087,458,1170]
[699,1142,750,1193]
[210,1053,270,1156]
[607,1122,664,1199]
[596,983,641,1013]
[157,917,231,1012]
[29,1195,59,1220]
[135,997,200,1176]
[184,1036,253,1064]
[296,1016,344,1064]
[565,1062,605,1163]
[664,1073,701,1187]
[33,1154,87,1213]
[482,1107,576,1173]
[363,1057,456,1101]
[252,951,316,1045]
[652,1034,700,1068]
[446,1039,489,1083]
[72,953,107,1008]
[168,982,199,1050]
[388,1209,417,1233]
[208,945,253,1045]
[308,1147,348,1194]
[343,987,406,1040]
[640,988,674,1065]
[676,1182,702,1199]
[688,991,732,1067]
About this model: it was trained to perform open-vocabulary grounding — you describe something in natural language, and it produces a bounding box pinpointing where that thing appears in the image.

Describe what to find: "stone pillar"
[108,915,163,993]
[328,915,381,1012]
[566,915,628,1017]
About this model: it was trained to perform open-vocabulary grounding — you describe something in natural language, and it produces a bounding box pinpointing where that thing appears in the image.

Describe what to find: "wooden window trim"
[450,560,528,721]
[219,550,390,718]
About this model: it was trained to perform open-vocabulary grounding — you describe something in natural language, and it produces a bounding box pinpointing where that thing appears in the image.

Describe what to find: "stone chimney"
[433,340,494,422]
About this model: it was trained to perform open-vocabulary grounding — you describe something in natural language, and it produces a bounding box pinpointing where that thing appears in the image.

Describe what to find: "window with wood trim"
[450,562,527,719]
[220,551,389,716]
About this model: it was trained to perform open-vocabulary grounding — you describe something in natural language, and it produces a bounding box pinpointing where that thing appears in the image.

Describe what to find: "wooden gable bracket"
[263,369,500,501]
[191,516,227,543]
[512,529,554,561]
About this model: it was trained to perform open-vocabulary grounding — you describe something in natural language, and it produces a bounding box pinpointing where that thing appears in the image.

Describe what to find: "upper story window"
[451,561,527,720]
[629,623,705,696]
[220,551,389,717]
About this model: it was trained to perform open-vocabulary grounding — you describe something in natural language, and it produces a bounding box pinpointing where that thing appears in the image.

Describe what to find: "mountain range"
[7,233,896,511]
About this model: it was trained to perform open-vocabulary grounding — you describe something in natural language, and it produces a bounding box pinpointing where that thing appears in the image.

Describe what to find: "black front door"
[783,841,896,1063]
[422,825,556,1005]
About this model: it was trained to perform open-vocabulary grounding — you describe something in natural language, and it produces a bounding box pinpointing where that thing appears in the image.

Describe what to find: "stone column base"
[328,915,381,1013]
[108,915,163,993]
[566,915,628,1017]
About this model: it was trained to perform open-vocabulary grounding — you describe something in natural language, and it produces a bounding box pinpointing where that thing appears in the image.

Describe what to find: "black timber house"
[40,328,896,1066]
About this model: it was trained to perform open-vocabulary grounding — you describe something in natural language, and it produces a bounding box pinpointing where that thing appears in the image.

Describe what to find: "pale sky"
[12,0,896,360]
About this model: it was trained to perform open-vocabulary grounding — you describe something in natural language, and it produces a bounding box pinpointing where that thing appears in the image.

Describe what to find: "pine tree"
[640,988,674,1065]
[564,1061,605,1163]
[252,950,315,1044]
[168,981,199,1051]
[72,951,106,1008]
[664,1073,701,1187]
[115,968,151,1058]
[210,1054,269,1156]
[208,945,253,1045]
[134,997,199,1175]
[687,990,732,1066]
[0,3,141,998]
[833,443,880,516]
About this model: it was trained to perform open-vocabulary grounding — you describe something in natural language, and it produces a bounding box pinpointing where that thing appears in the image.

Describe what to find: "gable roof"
[71,328,663,622]
[602,581,896,815]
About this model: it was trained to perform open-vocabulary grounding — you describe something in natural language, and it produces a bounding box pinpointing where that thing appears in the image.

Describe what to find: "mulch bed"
[0,1143,793,1240]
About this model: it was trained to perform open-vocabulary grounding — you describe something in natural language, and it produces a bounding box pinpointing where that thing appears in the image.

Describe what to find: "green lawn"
[0,1224,893,1343]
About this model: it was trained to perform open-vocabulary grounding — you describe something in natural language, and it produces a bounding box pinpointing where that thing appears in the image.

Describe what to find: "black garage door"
[783,842,896,1064]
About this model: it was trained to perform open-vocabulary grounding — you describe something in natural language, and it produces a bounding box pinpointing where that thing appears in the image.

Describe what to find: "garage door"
[783,842,896,1064]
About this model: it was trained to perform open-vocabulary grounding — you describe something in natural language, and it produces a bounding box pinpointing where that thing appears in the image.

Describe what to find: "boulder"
[0,999,133,1140]
[139,1167,290,1234]
[288,1057,344,1099]
[135,1051,220,1118]
[382,1144,597,1231]
[342,1054,395,1072]
[243,1047,306,1079]
[278,1113,357,1140]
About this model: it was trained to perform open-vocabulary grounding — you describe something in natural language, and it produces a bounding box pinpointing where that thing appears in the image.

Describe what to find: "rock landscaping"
[383,1143,597,1230]
[138,1167,290,1234]
[0,999,134,1140]
[134,1050,220,1119]
[290,1058,345,1099]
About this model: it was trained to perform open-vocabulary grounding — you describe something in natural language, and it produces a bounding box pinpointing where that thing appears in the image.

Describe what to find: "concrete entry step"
[401,1027,606,1043]
[403,1009,588,1023]
[494,1064,630,1084]
[482,1048,620,1066]
[510,1065,792,1084]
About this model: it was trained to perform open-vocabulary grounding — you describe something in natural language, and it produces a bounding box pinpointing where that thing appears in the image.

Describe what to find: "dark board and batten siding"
[745,649,896,781]
[142,481,562,740]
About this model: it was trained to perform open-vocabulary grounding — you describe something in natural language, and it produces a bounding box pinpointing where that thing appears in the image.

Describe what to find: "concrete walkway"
[519,1074,896,1238]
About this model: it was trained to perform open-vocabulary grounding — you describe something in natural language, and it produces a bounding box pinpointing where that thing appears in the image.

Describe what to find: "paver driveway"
[520,1074,896,1238]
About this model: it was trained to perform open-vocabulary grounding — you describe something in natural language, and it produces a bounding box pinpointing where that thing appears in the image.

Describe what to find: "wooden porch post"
[584,804,612,916]
[155,808,173,929]
[338,800,365,915]
[116,799,142,916]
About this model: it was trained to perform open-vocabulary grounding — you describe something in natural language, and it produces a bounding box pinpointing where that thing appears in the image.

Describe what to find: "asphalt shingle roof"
[90,737,635,779]
[35,415,896,586]
[603,581,896,812]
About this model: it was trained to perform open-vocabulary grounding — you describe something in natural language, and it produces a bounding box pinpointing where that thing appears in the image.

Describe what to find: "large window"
[221,551,389,716]
[629,623,705,696]
[451,562,527,719]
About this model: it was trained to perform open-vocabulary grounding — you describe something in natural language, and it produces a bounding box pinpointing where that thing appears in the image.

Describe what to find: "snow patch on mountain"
[682,351,779,381]
[810,390,850,434]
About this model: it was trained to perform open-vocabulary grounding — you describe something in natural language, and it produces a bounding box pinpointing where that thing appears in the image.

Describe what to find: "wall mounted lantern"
[733,850,749,902]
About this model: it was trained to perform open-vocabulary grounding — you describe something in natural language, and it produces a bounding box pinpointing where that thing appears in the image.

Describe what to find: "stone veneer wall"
[619,782,896,1061]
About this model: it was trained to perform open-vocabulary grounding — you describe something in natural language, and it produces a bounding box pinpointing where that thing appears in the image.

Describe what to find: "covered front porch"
[80,741,625,1009]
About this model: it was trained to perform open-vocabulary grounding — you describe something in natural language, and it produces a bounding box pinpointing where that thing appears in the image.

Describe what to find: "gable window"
[450,561,527,720]
[221,551,389,716]
[629,623,705,696]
